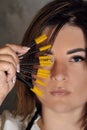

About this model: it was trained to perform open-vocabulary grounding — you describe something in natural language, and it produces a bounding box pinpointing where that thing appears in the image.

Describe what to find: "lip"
[50,88,71,96]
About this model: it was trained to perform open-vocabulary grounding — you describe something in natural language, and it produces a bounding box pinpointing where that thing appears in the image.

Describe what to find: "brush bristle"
[17,34,53,96]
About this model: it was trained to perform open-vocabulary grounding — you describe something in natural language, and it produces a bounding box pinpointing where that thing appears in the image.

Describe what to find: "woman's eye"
[70,56,85,62]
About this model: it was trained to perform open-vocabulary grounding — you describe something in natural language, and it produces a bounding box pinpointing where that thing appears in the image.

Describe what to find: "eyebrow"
[67,48,86,54]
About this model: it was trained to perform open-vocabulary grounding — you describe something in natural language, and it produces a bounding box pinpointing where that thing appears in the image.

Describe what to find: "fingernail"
[17,64,20,73]
[13,76,16,84]
[22,47,30,52]
[19,56,23,60]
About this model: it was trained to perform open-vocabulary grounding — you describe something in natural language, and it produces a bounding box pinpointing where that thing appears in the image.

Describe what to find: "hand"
[0,43,30,105]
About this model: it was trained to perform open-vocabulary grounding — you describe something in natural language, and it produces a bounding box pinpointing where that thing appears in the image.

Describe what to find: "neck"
[38,106,84,130]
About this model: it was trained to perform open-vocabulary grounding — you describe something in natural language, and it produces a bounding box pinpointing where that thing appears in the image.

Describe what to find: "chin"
[53,106,70,113]
[47,103,74,113]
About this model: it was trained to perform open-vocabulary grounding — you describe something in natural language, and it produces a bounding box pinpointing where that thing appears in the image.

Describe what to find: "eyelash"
[70,55,86,62]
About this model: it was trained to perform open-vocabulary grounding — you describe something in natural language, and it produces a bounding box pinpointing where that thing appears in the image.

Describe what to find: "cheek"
[70,70,87,98]
[69,64,87,85]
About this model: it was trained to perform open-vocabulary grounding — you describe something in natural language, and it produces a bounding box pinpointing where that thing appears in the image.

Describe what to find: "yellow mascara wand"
[27,44,51,55]
[39,56,53,66]
[39,45,51,51]
[36,69,50,78]
[37,68,50,74]
[20,55,53,67]
[39,60,53,66]
[28,34,47,48]
[39,55,53,60]
[19,67,51,79]
[37,73,50,78]
[35,34,47,44]
[35,79,46,87]
[31,86,43,97]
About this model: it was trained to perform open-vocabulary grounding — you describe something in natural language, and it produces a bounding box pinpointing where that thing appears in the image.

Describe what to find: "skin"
[35,24,87,130]
[0,44,30,105]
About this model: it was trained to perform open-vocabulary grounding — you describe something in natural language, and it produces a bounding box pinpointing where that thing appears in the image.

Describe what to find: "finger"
[0,46,19,65]
[0,61,16,82]
[8,76,16,92]
[0,54,17,68]
[6,44,30,55]
[0,71,15,105]
[0,70,16,93]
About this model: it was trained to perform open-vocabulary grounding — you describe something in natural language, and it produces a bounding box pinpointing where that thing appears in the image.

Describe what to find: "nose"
[51,61,68,82]
[52,75,66,81]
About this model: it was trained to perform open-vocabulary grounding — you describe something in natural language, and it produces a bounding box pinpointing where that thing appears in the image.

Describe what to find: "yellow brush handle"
[39,60,52,66]
[37,68,50,74]
[37,73,50,78]
[40,45,51,51]
[31,86,43,97]
[35,34,47,44]
[39,55,52,60]
[35,79,46,86]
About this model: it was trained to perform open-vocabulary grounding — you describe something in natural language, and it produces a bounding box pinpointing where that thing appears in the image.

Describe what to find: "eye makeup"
[70,55,86,62]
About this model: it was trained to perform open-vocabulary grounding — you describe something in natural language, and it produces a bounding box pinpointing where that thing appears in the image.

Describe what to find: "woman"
[0,0,87,130]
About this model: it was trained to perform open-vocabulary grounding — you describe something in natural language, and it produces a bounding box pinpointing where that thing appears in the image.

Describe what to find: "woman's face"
[35,24,87,113]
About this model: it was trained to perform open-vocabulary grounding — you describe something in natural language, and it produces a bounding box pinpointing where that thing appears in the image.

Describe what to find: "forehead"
[51,24,86,51]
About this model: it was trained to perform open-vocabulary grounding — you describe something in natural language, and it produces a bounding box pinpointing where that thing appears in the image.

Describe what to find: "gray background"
[0,0,51,45]
[0,0,51,113]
